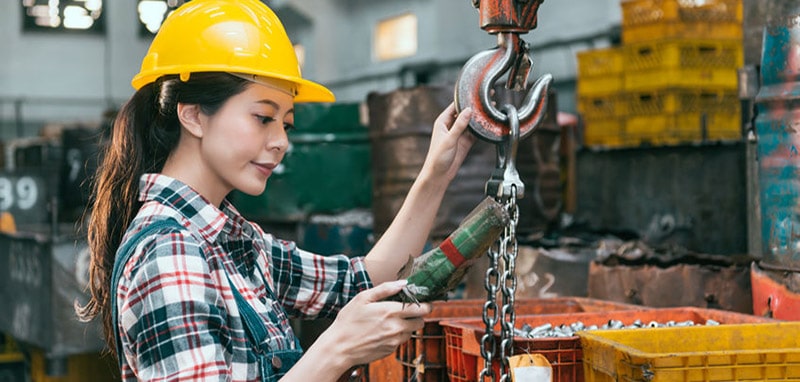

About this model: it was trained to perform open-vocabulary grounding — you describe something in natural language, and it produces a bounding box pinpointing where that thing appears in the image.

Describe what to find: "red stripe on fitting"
[440,237,465,268]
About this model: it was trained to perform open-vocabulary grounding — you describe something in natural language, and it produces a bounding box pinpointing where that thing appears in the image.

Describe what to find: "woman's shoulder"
[121,215,206,274]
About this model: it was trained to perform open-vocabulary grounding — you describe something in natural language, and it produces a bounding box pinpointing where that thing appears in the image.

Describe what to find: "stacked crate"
[577,0,743,147]
[577,48,627,147]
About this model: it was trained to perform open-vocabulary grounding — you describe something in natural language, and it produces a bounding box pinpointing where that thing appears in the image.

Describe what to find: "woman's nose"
[268,128,289,153]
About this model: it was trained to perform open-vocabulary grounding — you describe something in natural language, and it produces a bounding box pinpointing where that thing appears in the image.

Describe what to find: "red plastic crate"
[441,307,774,382]
[393,297,644,382]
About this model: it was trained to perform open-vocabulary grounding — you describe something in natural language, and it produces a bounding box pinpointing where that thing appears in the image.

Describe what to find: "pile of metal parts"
[515,319,722,339]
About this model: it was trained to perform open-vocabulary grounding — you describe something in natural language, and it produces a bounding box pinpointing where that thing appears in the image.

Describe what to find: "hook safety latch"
[485,104,524,200]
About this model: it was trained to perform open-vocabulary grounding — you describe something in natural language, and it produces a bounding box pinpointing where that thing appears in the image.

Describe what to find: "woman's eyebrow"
[256,99,293,115]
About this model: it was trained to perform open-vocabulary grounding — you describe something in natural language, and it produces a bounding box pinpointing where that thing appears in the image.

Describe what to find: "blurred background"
[1,0,797,381]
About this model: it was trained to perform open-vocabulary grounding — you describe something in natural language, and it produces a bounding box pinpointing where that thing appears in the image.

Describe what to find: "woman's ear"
[177,103,204,138]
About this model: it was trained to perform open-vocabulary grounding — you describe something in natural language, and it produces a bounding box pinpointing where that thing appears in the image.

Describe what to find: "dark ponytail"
[77,72,249,355]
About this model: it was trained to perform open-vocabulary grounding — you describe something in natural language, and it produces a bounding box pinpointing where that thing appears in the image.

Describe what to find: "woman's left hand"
[420,103,476,183]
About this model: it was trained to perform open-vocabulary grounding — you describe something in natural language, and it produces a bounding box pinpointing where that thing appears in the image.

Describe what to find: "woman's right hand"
[315,280,432,367]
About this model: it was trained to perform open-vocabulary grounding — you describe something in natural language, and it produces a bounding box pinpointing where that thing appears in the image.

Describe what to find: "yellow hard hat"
[131,0,334,103]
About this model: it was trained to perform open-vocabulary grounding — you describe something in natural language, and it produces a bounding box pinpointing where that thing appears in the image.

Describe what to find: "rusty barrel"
[754,2,800,270]
[752,1,800,318]
[366,85,561,240]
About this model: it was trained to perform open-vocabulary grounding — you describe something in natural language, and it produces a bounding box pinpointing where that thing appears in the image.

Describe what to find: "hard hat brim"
[131,70,335,103]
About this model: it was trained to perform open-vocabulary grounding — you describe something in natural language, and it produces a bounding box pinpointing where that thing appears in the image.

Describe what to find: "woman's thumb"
[362,279,408,303]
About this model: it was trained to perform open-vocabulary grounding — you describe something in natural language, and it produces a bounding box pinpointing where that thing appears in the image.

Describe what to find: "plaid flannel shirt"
[115,174,373,381]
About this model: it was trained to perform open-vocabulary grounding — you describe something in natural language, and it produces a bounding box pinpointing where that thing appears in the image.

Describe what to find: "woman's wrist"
[415,165,451,195]
[297,330,352,377]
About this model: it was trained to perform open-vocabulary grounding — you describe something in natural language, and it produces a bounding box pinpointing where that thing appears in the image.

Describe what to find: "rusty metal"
[455,0,552,143]
[457,2,553,381]
[754,1,800,270]
[751,262,800,320]
[587,242,754,313]
[454,33,552,143]
[367,86,561,241]
[473,0,544,34]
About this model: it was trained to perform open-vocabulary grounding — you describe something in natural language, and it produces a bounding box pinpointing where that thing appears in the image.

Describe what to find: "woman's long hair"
[77,72,249,355]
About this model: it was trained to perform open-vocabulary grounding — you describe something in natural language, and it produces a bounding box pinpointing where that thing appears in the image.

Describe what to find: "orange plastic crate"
[393,297,643,382]
[441,307,773,382]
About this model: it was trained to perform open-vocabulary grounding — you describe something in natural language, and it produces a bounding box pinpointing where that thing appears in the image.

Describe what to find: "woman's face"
[196,83,294,200]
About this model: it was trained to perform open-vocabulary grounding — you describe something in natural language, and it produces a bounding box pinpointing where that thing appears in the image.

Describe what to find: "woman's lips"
[252,162,276,177]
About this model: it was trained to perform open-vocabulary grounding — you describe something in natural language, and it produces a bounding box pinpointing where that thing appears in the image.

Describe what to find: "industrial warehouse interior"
[1,0,799,381]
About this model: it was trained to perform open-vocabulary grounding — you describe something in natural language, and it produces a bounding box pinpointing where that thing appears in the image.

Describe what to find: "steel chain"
[499,188,519,381]
[480,103,522,381]
[479,239,500,381]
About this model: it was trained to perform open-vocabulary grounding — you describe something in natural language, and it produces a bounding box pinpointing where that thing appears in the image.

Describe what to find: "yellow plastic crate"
[624,67,738,91]
[626,89,739,115]
[577,47,624,78]
[2,334,17,354]
[579,322,800,382]
[622,20,742,43]
[0,353,25,381]
[0,353,23,363]
[578,75,624,96]
[578,94,627,120]
[30,351,120,382]
[625,39,743,72]
[625,109,742,146]
[583,118,628,148]
[621,0,742,26]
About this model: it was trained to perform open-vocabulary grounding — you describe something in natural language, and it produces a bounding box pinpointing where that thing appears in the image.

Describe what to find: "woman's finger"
[435,103,457,128]
[359,279,409,303]
[450,107,473,136]
[396,302,433,319]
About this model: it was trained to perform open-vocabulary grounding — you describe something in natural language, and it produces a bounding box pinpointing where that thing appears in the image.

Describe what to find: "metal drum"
[59,127,101,222]
[367,85,561,239]
[754,2,800,271]
[752,0,800,318]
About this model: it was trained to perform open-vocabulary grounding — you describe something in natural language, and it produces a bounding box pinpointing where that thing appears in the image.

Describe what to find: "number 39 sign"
[0,172,49,225]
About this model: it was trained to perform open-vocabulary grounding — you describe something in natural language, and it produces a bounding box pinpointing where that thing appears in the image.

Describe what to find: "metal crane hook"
[454,32,552,143]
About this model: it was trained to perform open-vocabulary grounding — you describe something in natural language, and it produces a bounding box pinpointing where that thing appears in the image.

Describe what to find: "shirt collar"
[138,173,249,243]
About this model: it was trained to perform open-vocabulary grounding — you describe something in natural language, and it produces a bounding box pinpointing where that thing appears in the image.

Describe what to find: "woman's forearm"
[363,169,449,285]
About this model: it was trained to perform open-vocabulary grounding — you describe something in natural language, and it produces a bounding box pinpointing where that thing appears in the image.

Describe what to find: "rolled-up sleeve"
[266,236,373,319]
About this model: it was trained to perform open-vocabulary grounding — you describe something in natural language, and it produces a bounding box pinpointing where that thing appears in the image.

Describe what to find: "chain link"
[499,188,519,381]
[479,238,500,381]
[479,102,523,382]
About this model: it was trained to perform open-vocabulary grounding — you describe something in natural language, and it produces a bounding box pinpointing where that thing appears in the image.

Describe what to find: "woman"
[77,0,475,381]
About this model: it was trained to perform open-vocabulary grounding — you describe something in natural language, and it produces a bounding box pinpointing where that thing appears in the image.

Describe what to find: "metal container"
[0,229,104,359]
[754,2,800,270]
[575,144,747,255]
[59,127,102,222]
[296,210,373,257]
[367,85,561,239]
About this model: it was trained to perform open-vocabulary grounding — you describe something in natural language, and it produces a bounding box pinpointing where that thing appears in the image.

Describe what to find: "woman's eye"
[284,123,295,131]
[257,115,275,124]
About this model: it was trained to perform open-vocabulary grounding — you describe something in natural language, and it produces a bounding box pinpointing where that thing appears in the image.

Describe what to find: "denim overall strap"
[224,263,302,381]
[110,218,185,370]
